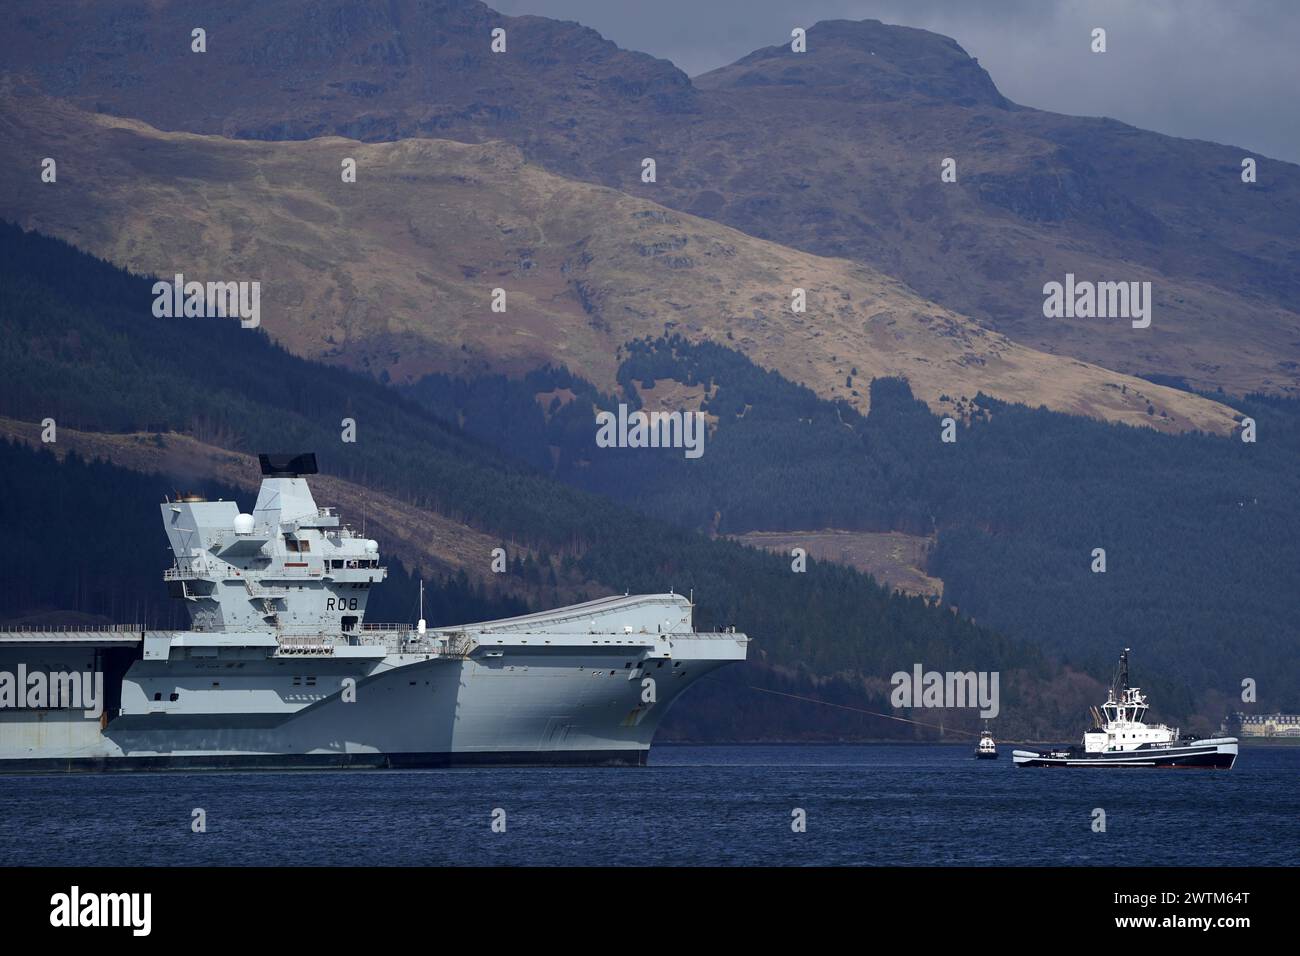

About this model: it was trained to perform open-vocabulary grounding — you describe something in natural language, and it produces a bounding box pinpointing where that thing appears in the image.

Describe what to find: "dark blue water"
[1,744,1295,866]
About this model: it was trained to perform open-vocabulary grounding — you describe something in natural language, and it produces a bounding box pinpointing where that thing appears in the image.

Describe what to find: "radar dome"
[233,513,256,535]
[364,539,379,554]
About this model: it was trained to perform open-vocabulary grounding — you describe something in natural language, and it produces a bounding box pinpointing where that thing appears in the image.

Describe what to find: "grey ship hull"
[2,752,649,773]
[0,596,748,774]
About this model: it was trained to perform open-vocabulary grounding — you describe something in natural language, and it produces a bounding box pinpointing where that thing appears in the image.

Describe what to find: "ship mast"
[1111,647,1131,700]
[417,578,426,635]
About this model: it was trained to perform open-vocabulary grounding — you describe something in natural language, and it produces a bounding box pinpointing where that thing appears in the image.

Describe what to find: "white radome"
[233,513,256,535]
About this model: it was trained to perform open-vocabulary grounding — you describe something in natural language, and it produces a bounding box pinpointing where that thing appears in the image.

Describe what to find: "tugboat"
[974,726,998,759]
[1013,649,1237,768]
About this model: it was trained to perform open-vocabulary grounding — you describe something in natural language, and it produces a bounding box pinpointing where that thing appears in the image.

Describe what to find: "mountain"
[690,21,1300,398]
[0,0,696,168]
[3,2,1297,399]
[0,92,1238,434]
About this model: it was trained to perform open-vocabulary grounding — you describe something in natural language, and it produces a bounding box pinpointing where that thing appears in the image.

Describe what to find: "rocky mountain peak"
[695,19,1009,108]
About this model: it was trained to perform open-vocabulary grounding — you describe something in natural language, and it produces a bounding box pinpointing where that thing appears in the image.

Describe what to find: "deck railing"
[0,623,144,633]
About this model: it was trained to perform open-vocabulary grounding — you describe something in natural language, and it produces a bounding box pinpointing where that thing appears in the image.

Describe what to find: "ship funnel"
[258,453,318,477]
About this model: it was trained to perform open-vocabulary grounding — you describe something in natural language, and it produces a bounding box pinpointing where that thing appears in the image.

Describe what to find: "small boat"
[974,727,998,759]
[1013,649,1237,769]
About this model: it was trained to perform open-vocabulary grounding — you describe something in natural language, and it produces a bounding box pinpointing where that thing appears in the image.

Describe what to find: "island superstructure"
[0,454,749,771]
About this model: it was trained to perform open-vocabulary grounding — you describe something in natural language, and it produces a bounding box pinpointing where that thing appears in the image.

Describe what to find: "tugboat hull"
[1013,738,1237,769]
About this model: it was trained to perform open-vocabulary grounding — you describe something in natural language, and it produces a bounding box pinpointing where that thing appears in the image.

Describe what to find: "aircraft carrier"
[0,454,748,772]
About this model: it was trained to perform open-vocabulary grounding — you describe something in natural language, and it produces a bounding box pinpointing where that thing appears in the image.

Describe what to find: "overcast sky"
[494,0,1300,164]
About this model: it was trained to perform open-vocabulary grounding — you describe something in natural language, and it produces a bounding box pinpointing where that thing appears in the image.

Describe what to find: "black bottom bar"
[0,866,1275,941]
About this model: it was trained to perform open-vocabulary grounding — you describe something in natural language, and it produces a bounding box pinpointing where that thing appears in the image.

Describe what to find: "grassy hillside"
[0,93,1237,436]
